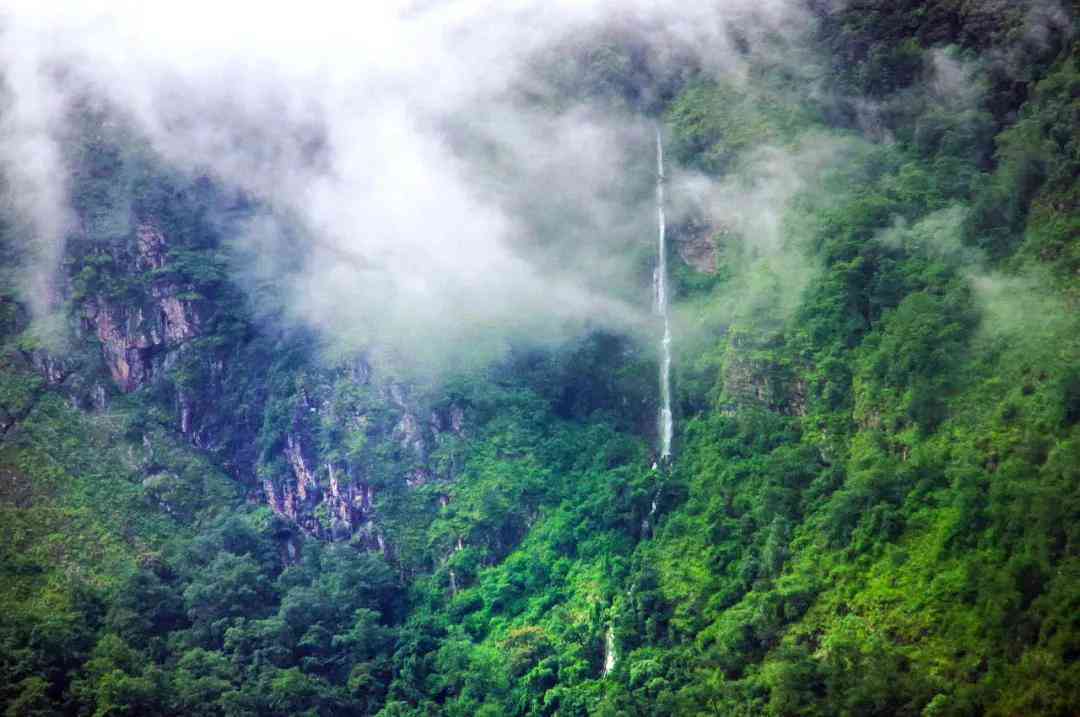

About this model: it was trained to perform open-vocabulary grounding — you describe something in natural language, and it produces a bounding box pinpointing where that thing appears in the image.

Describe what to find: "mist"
[0,0,816,372]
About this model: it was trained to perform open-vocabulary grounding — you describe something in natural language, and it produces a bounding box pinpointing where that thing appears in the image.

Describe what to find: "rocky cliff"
[34,169,467,551]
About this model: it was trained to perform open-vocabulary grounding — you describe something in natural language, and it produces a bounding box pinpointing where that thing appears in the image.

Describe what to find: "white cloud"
[0,0,809,371]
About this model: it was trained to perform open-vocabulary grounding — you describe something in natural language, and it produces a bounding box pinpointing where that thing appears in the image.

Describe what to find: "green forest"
[1,1,1079,715]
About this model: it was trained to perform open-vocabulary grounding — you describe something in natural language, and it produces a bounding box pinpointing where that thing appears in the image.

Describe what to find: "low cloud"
[0,0,815,372]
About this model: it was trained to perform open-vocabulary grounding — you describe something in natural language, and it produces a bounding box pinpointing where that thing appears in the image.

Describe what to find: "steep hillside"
[1,1,1078,716]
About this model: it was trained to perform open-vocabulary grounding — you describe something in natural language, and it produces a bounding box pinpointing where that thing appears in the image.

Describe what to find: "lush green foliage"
[1,1,1079,715]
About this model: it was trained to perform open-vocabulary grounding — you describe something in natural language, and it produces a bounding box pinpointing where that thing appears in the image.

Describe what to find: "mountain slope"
[0,2,1078,715]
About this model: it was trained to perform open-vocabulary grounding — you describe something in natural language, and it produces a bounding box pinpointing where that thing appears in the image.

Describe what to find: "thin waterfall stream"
[607,126,674,680]
[655,125,673,461]
[602,625,616,677]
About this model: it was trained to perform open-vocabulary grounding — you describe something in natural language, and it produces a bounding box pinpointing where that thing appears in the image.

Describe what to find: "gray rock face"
[80,223,203,393]
[675,219,719,274]
[27,350,72,386]
[257,378,467,548]
[135,224,168,271]
[723,352,807,417]
[56,217,470,549]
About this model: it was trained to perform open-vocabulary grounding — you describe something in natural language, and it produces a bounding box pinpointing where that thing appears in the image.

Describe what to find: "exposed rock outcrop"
[27,350,72,386]
[674,218,719,274]
[723,353,807,417]
[256,367,467,544]
[80,223,204,393]
[69,219,467,548]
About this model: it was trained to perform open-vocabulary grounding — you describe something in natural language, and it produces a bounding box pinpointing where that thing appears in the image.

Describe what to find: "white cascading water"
[655,125,673,460]
[602,625,616,676]
[606,127,672,680]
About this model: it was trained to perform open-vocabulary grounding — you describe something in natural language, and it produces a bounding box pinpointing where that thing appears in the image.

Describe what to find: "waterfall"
[655,126,673,460]
[602,625,616,676]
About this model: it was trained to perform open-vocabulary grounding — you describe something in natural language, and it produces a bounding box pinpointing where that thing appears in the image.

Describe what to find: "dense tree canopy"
[1,1,1079,715]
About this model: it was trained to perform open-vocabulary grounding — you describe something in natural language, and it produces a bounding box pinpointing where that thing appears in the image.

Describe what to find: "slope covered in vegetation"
[1,1,1078,715]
